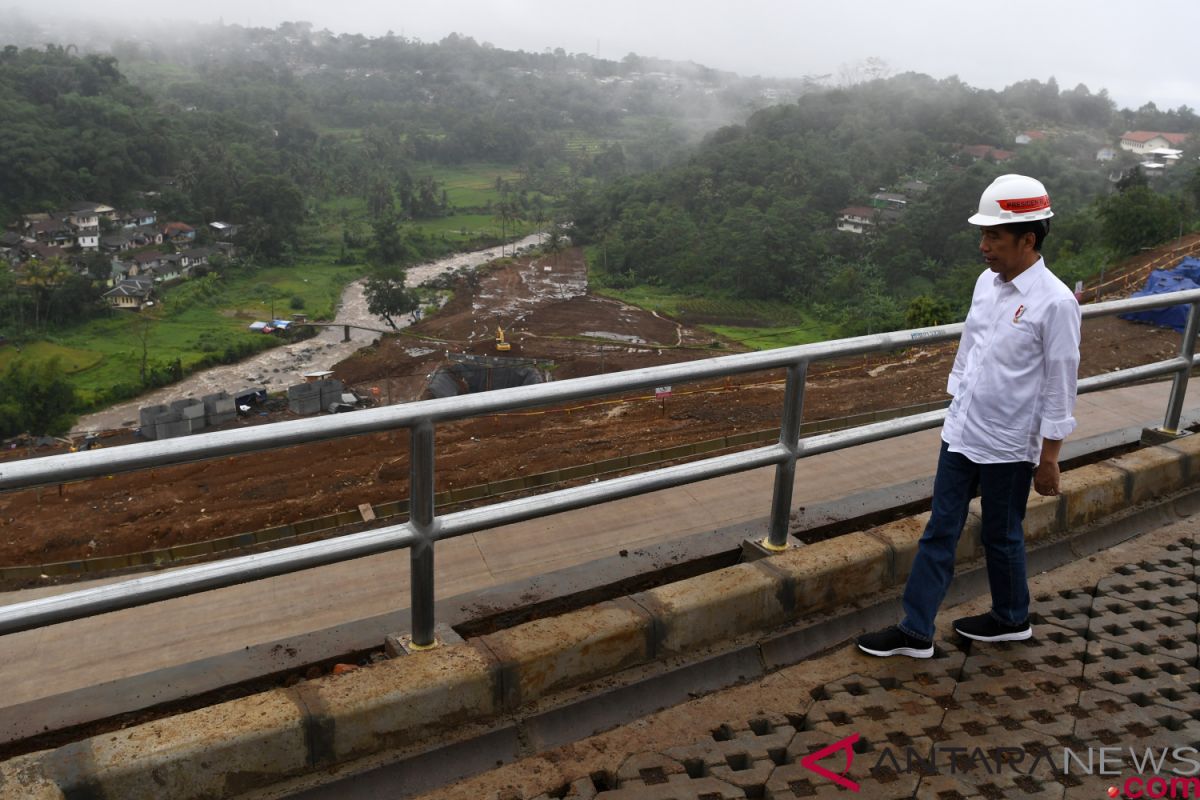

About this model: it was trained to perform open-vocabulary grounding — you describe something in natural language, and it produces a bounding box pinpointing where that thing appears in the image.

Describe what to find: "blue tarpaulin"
[1120,258,1200,332]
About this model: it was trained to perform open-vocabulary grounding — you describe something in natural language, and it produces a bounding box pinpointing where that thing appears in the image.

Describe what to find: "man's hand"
[1034,461,1060,496]
[1035,437,1064,496]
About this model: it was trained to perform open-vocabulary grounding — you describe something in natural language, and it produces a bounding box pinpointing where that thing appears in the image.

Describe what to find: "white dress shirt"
[942,258,1081,464]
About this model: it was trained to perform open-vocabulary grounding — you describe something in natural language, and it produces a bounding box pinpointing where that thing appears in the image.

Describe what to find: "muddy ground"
[1,238,1197,571]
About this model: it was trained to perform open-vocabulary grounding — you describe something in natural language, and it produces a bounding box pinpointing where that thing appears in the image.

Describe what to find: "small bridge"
[297,321,398,341]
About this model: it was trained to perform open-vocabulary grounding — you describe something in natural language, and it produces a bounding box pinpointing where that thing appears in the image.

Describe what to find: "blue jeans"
[898,441,1035,642]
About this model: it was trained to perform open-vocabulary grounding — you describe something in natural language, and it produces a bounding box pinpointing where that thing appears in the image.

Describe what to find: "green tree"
[127,309,159,388]
[364,265,419,330]
[232,174,305,262]
[20,257,74,331]
[368,209,415,266]
[1098,186,1181,256]
[544,224,564,264]
[0,358,77,437]
[905,295,956,328]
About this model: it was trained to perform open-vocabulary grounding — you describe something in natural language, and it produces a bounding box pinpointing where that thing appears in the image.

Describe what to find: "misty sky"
[7,0,1198,111]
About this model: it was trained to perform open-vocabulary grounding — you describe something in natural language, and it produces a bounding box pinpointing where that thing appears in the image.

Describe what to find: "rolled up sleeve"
[1038,296,1082,441]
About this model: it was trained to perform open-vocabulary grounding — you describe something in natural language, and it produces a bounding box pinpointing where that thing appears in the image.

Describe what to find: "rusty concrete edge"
[4,441,1199,800]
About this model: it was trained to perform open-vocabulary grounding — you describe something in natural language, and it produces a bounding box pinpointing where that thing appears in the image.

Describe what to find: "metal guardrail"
[3,289,1200,645]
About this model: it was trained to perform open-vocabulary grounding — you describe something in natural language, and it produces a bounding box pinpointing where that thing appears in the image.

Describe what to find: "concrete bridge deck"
[405,511,1200,800]
[0,380,1195,748]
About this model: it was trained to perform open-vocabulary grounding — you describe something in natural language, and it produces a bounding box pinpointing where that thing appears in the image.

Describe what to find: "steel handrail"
[2,287,1199,642]
[2,289,1195,492]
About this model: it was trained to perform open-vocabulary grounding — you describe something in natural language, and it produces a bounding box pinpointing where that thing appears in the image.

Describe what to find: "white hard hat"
[967,174,1054,226]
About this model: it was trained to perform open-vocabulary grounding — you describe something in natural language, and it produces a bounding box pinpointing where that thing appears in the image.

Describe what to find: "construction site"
[0,240,1196,574]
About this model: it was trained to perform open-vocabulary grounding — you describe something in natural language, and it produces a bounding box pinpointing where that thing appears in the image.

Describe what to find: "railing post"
[409,420,438,648]
[1163,301,1200,433]
[765,361,808,550]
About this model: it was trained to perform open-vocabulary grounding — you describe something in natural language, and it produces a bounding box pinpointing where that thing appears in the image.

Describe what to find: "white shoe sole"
[856,643,934,658]
[954,627,1032,642]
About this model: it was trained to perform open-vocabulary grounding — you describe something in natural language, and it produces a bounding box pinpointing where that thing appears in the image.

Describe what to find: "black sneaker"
[953,612,1032,642]
[856,626,934,658]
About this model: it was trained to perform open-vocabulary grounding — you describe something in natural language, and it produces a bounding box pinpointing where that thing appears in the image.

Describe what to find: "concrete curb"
[2,439,1195,800]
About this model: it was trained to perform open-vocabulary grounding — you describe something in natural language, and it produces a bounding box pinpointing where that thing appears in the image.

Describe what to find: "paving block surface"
[534,533,1200,800]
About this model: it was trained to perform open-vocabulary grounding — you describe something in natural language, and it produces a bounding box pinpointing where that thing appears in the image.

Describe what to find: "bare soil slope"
[1,240,1195,571]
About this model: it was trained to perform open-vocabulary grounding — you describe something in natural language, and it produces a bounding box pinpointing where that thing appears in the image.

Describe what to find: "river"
[72,233,546,434]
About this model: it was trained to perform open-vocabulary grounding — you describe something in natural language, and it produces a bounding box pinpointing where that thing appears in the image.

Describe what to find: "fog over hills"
[3,0,1198,111]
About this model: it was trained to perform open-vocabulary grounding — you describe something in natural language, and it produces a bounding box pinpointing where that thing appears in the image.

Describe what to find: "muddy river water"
[73,234,545,433]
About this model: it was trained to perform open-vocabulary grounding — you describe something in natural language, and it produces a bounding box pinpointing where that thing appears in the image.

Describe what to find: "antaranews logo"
[800,733,860,791]
[800,736,1200,795]
[802,731,1056,789]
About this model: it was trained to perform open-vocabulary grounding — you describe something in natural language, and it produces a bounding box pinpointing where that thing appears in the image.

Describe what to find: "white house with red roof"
[1119,131,1189,154]
[837,206,878,234]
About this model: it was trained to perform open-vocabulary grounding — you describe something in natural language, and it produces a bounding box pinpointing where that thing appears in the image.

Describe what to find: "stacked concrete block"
[181,402,206,433]
[138,404,168,440]
[287,382,322,415]
[201,392,229,412]
[202,392,237,427]
[318,379,344,409]
[154,411,190,440]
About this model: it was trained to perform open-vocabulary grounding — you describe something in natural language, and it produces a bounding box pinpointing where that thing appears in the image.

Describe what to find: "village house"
[1096,147,1117,162]
[149,255,183,283]
[0,231,23,260]
[129,250,164,275]
[102,277,154,311]
[28,217,74,247]
[101,231,137,252]
[109,258,134,285]
[14,203,110,253]
[1120,131,1189,154]
[134,226,164,246]
[180,247,212,271]
[66,202,101,231]
[836,206,877,235]
[1014,130,1047,146]
[19,241,68,262]
[1147,147,1183,167]
[120,209,157,228]
[103,227,165,252]
[208,221,239,241]
[71,201,117,221]
[8,193,227,310]
[960,144,1015,162]
[161,221,195,244]
[75,229,99,250]
[869,192,908,212]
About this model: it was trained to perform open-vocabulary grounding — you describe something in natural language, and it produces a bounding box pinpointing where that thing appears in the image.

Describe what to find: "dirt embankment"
[0,241,1193,571]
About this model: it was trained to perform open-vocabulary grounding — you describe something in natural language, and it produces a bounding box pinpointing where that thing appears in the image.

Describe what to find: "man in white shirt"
[857,174,1082,658]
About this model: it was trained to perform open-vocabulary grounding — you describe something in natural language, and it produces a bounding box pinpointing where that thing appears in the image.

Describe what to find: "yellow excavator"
[495,326,512,352]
